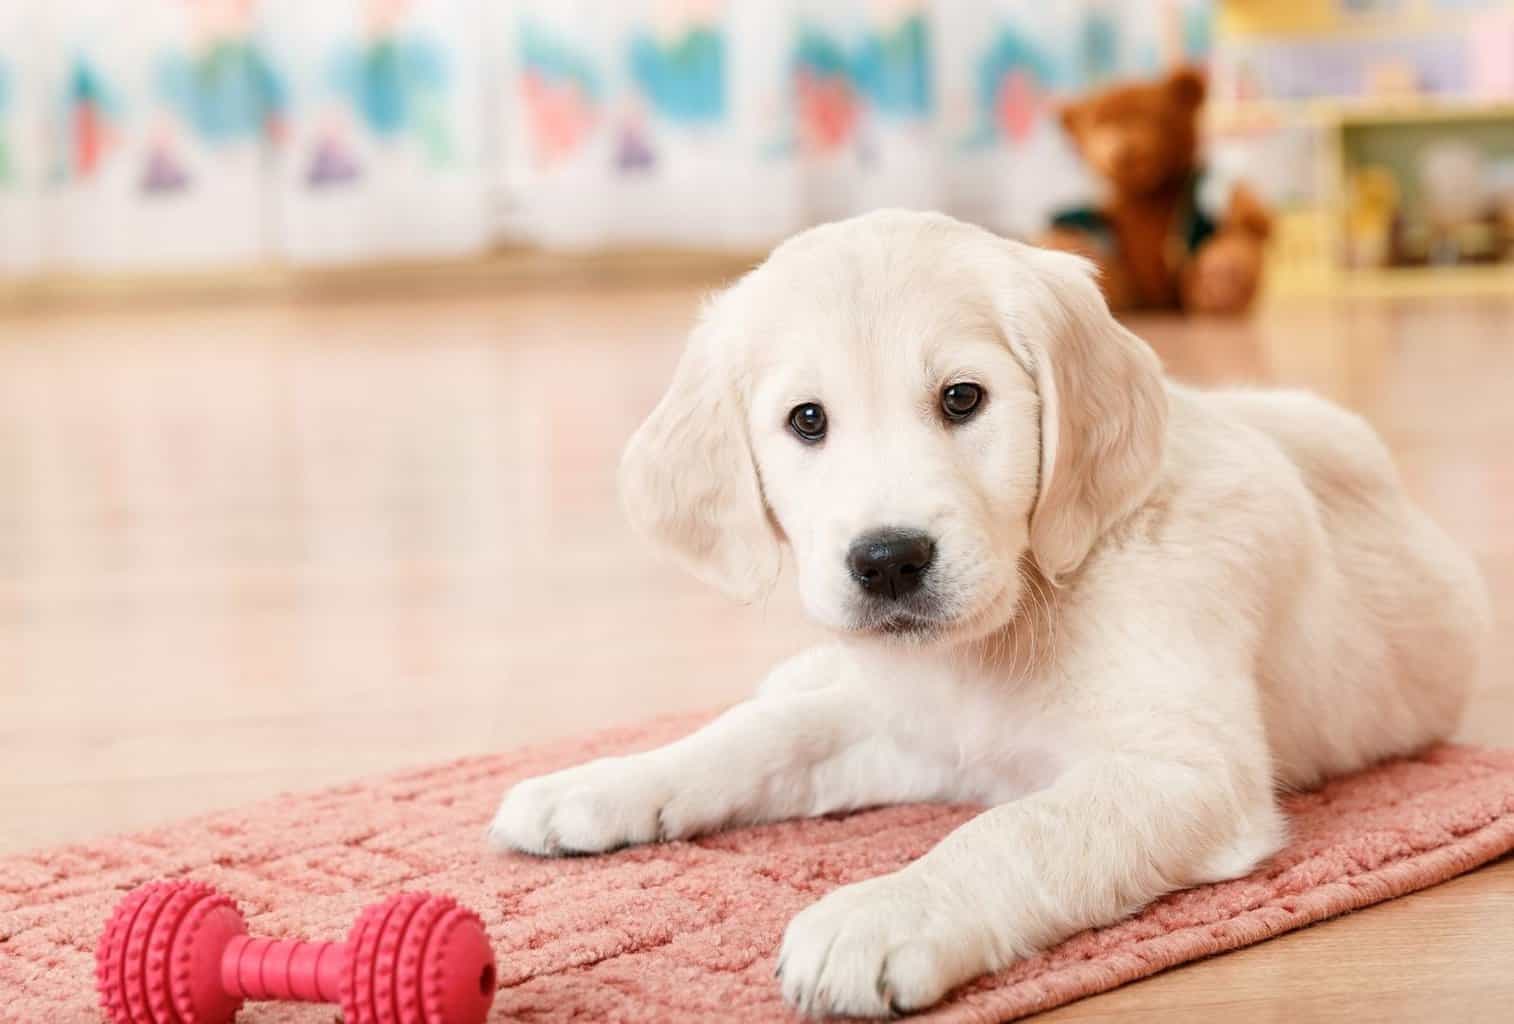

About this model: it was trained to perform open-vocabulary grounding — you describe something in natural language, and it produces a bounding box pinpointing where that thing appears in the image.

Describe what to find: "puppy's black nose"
[847,529,935,600]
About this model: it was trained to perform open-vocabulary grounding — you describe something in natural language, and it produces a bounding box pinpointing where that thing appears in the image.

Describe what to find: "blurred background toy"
[1344,165,1399,269]
[1418,139,1498,265]
[1040,66,1271,314]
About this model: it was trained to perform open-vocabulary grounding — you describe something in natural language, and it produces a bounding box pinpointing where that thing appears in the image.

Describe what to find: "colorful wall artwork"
[25,1,1509,276]
[60,57,121,184]
[144,1,285,198]
[629,23,725,125]
[794,28,861,155]
[970,25,1059,146]
[155,37,284,148]
[518,21,602,170]
[328,22,451,165]
[267,0,487,265]
[792,9,934,158]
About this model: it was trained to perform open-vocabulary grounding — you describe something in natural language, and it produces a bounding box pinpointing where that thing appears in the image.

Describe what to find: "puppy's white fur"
[488,211,1488,1017]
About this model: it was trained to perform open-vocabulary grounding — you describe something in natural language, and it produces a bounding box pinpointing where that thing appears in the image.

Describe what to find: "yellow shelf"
[1211,98,1514,132]
[1265,263,1514,301]
[1321,99,1514,127]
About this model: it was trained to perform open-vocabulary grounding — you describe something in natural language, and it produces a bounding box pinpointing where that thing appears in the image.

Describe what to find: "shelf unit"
[1211,0,1514,300]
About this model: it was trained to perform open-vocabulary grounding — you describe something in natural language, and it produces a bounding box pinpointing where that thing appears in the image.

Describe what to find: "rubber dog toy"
[96,880,496,1024]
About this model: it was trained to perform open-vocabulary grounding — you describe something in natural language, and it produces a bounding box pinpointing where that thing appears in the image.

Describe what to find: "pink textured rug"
[4,713,1514,1024]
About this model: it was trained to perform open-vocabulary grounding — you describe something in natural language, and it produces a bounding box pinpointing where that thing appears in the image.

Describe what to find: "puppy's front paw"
[486,756,677,856]
[777,871,987,1018]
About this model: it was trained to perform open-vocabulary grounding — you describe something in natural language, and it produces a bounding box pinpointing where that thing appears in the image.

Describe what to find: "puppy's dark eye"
[788,403,827,443]
[941,383,984,422]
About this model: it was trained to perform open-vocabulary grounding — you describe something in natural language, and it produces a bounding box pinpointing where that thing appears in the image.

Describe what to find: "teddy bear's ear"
[1166,66,1206,110]
[1059,100,1088,139]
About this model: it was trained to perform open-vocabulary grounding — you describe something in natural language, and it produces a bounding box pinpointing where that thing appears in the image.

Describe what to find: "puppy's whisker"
[1015,568,1036,678]
[1032,565,1062,664]
[1030,572,1055,670]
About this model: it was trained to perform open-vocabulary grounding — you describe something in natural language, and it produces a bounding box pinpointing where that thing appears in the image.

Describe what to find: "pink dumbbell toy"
[96,880,497,1024]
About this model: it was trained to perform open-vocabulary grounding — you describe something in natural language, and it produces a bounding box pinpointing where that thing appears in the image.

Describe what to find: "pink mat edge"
[973,809,1514,1020]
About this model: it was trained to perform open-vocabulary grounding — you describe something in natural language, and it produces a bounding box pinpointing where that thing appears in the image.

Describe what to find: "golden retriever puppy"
[489,210,1488,1018]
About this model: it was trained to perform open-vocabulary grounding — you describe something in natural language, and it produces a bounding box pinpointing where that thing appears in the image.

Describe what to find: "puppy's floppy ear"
[618,294,782,603]
[1009,247,1169,581]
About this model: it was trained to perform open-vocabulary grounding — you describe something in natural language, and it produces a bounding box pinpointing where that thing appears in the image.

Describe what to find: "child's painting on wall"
[147,0,285,195]
[161,0,285,147]
[793,2,933,161]
[326,0,453,175]
[619,0,728,173]
[270,0,486,264]
[38,0,276,271]
[60,56,120,184]
[518,19,602,171]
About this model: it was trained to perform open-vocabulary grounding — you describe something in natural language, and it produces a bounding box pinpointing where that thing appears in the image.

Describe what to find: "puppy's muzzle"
[847,529,936,601]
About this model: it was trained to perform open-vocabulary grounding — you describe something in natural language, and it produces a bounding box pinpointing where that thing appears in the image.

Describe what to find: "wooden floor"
[0,285,1509,1020]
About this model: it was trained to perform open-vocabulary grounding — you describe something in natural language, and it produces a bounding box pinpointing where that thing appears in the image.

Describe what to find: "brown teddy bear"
[1040,68,1271,314]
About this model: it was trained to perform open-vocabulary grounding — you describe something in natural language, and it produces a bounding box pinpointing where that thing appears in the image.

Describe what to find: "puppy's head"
[620,210,1167,645]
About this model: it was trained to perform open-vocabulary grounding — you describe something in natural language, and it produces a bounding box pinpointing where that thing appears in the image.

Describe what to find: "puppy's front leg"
[779,746,1282,1017]
[488,648,930,856]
